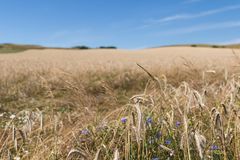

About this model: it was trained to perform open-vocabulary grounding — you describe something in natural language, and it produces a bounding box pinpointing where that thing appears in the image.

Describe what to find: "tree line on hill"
[72,45,117,49]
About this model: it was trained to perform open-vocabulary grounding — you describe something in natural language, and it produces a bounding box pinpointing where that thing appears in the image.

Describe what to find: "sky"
[0,0,240,49]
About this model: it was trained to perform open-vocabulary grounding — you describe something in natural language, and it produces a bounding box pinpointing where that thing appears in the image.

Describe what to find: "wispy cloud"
[218,38,240,45]
[147,5,240,25]
[184,0,202,4]
[43,30,108,47]
[154,21,240,36]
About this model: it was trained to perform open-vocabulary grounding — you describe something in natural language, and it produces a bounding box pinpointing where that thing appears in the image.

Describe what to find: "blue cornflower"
[210,145,219,150]
[176,121,181,127]
[156,131,162,139]
[121,117,127,124]
[152,157,160,160]
[165,139,171,145]
[146,117,153,124]
[81,129,89,135]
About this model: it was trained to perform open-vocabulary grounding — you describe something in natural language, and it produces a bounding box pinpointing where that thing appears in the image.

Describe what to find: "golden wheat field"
[0,47,240,159]
[0,47,238,73]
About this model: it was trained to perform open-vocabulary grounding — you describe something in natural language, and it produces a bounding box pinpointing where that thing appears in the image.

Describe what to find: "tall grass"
[67,66,240,159]
[0,66,239,159]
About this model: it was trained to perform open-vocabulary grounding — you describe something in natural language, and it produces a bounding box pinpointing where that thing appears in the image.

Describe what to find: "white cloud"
[218,38,240,45]
[147,5,240,25]
[155,21,240,35]
[184,0,202,4]
[42,30,108,47]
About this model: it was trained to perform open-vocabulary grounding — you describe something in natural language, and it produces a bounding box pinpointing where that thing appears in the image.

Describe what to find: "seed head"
[156,131,162,139]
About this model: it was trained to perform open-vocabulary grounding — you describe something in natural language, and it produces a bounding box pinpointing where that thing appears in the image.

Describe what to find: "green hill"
[188,44,240,49]
[0,43,45,53]
[1,43,240,54]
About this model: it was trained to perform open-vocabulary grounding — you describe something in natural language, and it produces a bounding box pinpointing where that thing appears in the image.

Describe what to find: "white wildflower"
[10,114,16,119]
[14,157,20,160]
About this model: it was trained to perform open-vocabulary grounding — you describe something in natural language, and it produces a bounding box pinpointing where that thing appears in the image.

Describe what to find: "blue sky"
[0,0,240,49]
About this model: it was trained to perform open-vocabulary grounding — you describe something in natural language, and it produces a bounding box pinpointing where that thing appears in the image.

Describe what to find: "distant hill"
[0,43,45,53]
[225,44,240,49]
[1,43,240,53]
[71,45,117,50]
[0,43,118,53]
[151,44,240,49]
[182,44,240,49]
